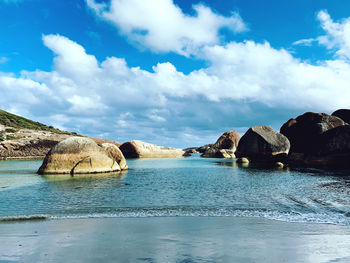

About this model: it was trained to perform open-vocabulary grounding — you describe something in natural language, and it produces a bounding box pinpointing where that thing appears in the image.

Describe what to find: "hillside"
[0,110,121,159]
[0,109,77,159]
[0,109,75,136]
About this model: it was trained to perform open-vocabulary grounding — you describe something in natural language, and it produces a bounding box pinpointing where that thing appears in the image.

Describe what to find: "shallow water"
[0,156,349,225]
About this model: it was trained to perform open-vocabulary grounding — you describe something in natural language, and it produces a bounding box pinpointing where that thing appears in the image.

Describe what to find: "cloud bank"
[1,9,350,147]
[86,0,247,55]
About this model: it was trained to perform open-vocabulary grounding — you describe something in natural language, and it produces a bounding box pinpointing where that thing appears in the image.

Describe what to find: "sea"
[0,156,349,225]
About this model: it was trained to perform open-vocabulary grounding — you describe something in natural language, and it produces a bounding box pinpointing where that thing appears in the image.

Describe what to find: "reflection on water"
[42,170,127,182]
[0,157,350,225]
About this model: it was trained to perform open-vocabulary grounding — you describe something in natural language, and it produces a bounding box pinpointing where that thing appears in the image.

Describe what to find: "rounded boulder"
[236,126,290,160]
[280,112,345,154]
[202,131,241,158]
[38,137,128,175]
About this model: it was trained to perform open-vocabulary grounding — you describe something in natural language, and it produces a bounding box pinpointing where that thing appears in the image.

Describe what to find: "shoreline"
[0,156,44,160]
[1,216,350,262]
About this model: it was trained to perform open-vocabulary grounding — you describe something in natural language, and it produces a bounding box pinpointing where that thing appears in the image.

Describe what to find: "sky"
[1,0,350,148]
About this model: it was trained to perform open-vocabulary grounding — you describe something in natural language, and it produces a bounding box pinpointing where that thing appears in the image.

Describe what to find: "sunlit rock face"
[38,137,128,175]
[201,131,241,158]
[119,140,185,158]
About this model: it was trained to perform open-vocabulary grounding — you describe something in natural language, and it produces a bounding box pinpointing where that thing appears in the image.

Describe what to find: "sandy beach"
[1,216,350,263]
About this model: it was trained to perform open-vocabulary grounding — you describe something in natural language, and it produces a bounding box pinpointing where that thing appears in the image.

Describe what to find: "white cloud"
[42,34,99,80]
[317,10,350,60]
[86,0,247,55]
[293,38,316,47]
[2,10,350,147]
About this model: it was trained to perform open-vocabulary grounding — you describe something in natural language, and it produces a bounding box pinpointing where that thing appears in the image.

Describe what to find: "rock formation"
[201,131,241,158]
[38,137,127,174]
[299,125,350,167]
[119,140,185,158]
[332,109,350,124]
[196,144,213,153]
[236,126,290,161]
[280,112,345,154]
[0,129,71,159]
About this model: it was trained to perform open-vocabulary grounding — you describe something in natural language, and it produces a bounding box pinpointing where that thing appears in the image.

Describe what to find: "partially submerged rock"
[202,131,241,158]
[183,147,198,156]
[274,162,284,168]
[236,126,290,161]
[297,125,350,167]
[100,143,128,170]
[119,140,185,158]
[197,144,213,154]
[183,147,198,154]
[280,112,345,154]
[237,157,249,164]
[38,137,128,175]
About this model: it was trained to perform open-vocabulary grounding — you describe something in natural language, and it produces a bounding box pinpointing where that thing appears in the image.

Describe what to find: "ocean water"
[0,156,349,225]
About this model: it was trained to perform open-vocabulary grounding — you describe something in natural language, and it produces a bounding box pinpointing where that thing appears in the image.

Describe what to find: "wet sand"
[1,217,350,263]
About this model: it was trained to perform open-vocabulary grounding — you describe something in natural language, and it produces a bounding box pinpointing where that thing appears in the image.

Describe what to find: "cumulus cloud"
[317,10,350,60]
[86,0,247,55]
[2,10,350,147]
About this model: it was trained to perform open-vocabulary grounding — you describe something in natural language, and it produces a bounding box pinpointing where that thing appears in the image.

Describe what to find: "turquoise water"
[0,156,349,225]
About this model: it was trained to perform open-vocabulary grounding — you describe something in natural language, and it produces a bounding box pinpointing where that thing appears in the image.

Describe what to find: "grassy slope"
[0,109,76,135]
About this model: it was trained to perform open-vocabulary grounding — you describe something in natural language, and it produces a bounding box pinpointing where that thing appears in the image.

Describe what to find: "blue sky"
[1,0,350,148]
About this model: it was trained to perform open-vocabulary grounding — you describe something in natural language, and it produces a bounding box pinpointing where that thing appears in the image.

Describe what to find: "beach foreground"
[1,217,350,263]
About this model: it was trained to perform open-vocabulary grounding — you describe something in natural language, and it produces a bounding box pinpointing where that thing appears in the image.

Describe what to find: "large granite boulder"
[100,143,128,170]
[202,131,241,158]
[280,112,345,154]
[299,125,350,167]
[236,126,290,161]
[119,140,185,158]
[38,137,128,175]
[332,109,350,124]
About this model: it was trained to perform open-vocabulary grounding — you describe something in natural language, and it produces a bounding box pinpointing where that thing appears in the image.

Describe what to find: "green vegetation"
[6,135,18,140]
[5,128,16,133]
[0,109,77,135]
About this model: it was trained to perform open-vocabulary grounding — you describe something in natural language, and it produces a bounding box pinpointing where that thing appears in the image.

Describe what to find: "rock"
[332,109,350,124]
[38,137,128,174]
[89,137,121,147]
[100,143,128,170]
[183,147,198,156]
[280,112,345,154]
[274,162,284,168]
[313,125,350,155]
[183,148,198,154]
[197,144,213,153]
[236,126,290,161]
[288,125,350,167]
[237,157,249,164]
[202,131,241,158]
[119,140,185,158]
[304,125,350,167]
